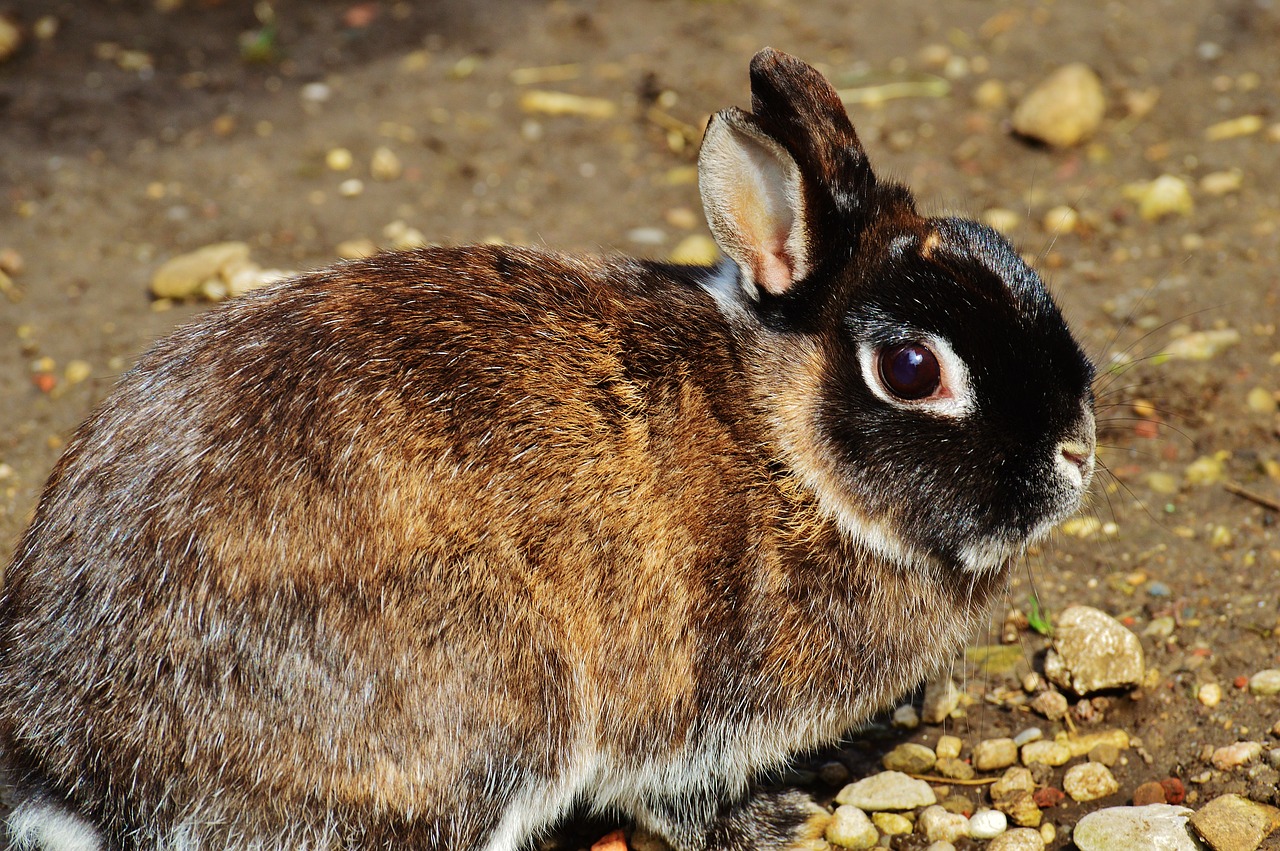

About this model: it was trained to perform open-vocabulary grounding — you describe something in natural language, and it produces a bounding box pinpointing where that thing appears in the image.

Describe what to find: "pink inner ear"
[755,229,797,296]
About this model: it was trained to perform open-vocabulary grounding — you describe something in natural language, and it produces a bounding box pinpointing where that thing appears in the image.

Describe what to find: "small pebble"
[1088,742,1121,766]
[1039,822,1056,844]
[370,146,402,181]
[325,147,354,171]
[0,16,21,62]
[922,677,961,724]
[974,738,1019,771]
[1029,691,1069,721]
[968,809,1008,839]
[1032,787,1066,809]
[1012,63,1106,147]
[925,843,956,851]
[1199,683,1223,707]
[882,743,936,774]
[301,82,332,103]
[336,238,379,259]
[870,812,912,836]
[986,827,1044,851]
[825,804,878,849]
[1200,169,1244,196]
[982,208,1021,234]
[1249,669,1280,696]
[1124,174,1194,221]
[519,89,617,119]
[1160,778,1186,806]
[63,360,92,385]
[1246,387,1279,414]
[150,241,252,300]
[1013,728,1043,747]
[668,234,719,266]
[1073,805,1198,851]
[818,761,850,787]
[991,767,1036,800]
[627,227,667,246]
[935,735,962,760]
[1042,205,1079,235]
[1211,741,1263,770]
[934,757,975,781]
[1021,740,1071,767]
[1164,330,1240,361]
[995,792,1042,828]
[1204,114,1264,140]
[338,178,365,197]
[835,771,936,811]
[940,794,975,816]
[974,78,1007,109]
[917,805,970,843]
[1063,763,1120,802]
[1065,730,1130,759]
[1132,781,1167,806]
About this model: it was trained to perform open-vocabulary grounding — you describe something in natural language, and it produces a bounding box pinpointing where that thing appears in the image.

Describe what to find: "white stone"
[922,676,961,723]
[969,809,1008,839]
[1249,669,1280,695]
[974,738,1019,771]
[1021,740,1071,767]
[1044,605,1144,695]
[824,804,878,849]
[1063,763,1120,803]
[987,827,1046,851]
[835,771,936,811]
[1073,805,1199,851]
[917,805,969,843]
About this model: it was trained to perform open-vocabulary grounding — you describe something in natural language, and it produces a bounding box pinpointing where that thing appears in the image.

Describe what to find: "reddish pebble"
[32,373,56,394]
[1233,675,1249,689]
[1159,777,1185,805]
[1190,647,1212,658]
[1134,420,1160,439]
[1033,787,1066,808]
[1132,781,1167,806]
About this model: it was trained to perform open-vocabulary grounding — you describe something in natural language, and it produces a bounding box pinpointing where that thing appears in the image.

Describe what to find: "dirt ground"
[1,0,1278,849]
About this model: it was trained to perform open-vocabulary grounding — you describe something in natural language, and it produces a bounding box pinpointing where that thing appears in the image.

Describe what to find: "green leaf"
[1027,594,1053,636]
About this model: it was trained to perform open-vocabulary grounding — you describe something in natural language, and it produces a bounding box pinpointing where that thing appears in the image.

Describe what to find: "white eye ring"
[858,334,975,418]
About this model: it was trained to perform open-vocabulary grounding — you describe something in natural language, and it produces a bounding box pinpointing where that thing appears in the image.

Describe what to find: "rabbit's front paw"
[711,789,832,851]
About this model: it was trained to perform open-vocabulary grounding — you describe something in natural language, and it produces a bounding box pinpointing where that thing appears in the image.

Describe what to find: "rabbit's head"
[699,48,1095,574]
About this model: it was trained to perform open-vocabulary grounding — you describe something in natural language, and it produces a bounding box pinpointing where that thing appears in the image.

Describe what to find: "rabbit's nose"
[1059,441,1092,471]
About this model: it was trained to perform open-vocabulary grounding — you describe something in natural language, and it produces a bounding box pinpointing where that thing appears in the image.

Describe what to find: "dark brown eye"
[878,343,941,400]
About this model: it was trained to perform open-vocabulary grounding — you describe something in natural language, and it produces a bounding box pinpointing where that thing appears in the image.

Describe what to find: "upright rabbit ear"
[698,107,809,298]
[698,48,879,299]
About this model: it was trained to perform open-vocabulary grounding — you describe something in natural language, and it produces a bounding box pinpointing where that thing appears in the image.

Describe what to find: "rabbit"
[0,48,1096,851]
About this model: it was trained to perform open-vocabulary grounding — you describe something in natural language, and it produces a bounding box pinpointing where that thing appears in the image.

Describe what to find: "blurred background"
[1,1,1278,847]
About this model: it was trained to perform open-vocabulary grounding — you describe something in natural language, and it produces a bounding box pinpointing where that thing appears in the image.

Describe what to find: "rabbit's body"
[1,51,1095,851]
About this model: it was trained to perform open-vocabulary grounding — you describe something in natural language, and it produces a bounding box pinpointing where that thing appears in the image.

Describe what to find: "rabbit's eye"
[878,343,941,400]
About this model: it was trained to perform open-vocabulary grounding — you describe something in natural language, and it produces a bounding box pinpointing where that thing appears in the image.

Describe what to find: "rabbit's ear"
[698,107,810,297]
[698,48,885,299]
[745,47,869,194]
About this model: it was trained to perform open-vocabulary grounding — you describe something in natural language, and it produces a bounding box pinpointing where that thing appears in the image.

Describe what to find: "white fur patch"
[8,798,103,851]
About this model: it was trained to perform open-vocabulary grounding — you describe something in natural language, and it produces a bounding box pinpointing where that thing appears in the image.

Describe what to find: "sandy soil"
[1,1,1278,848]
